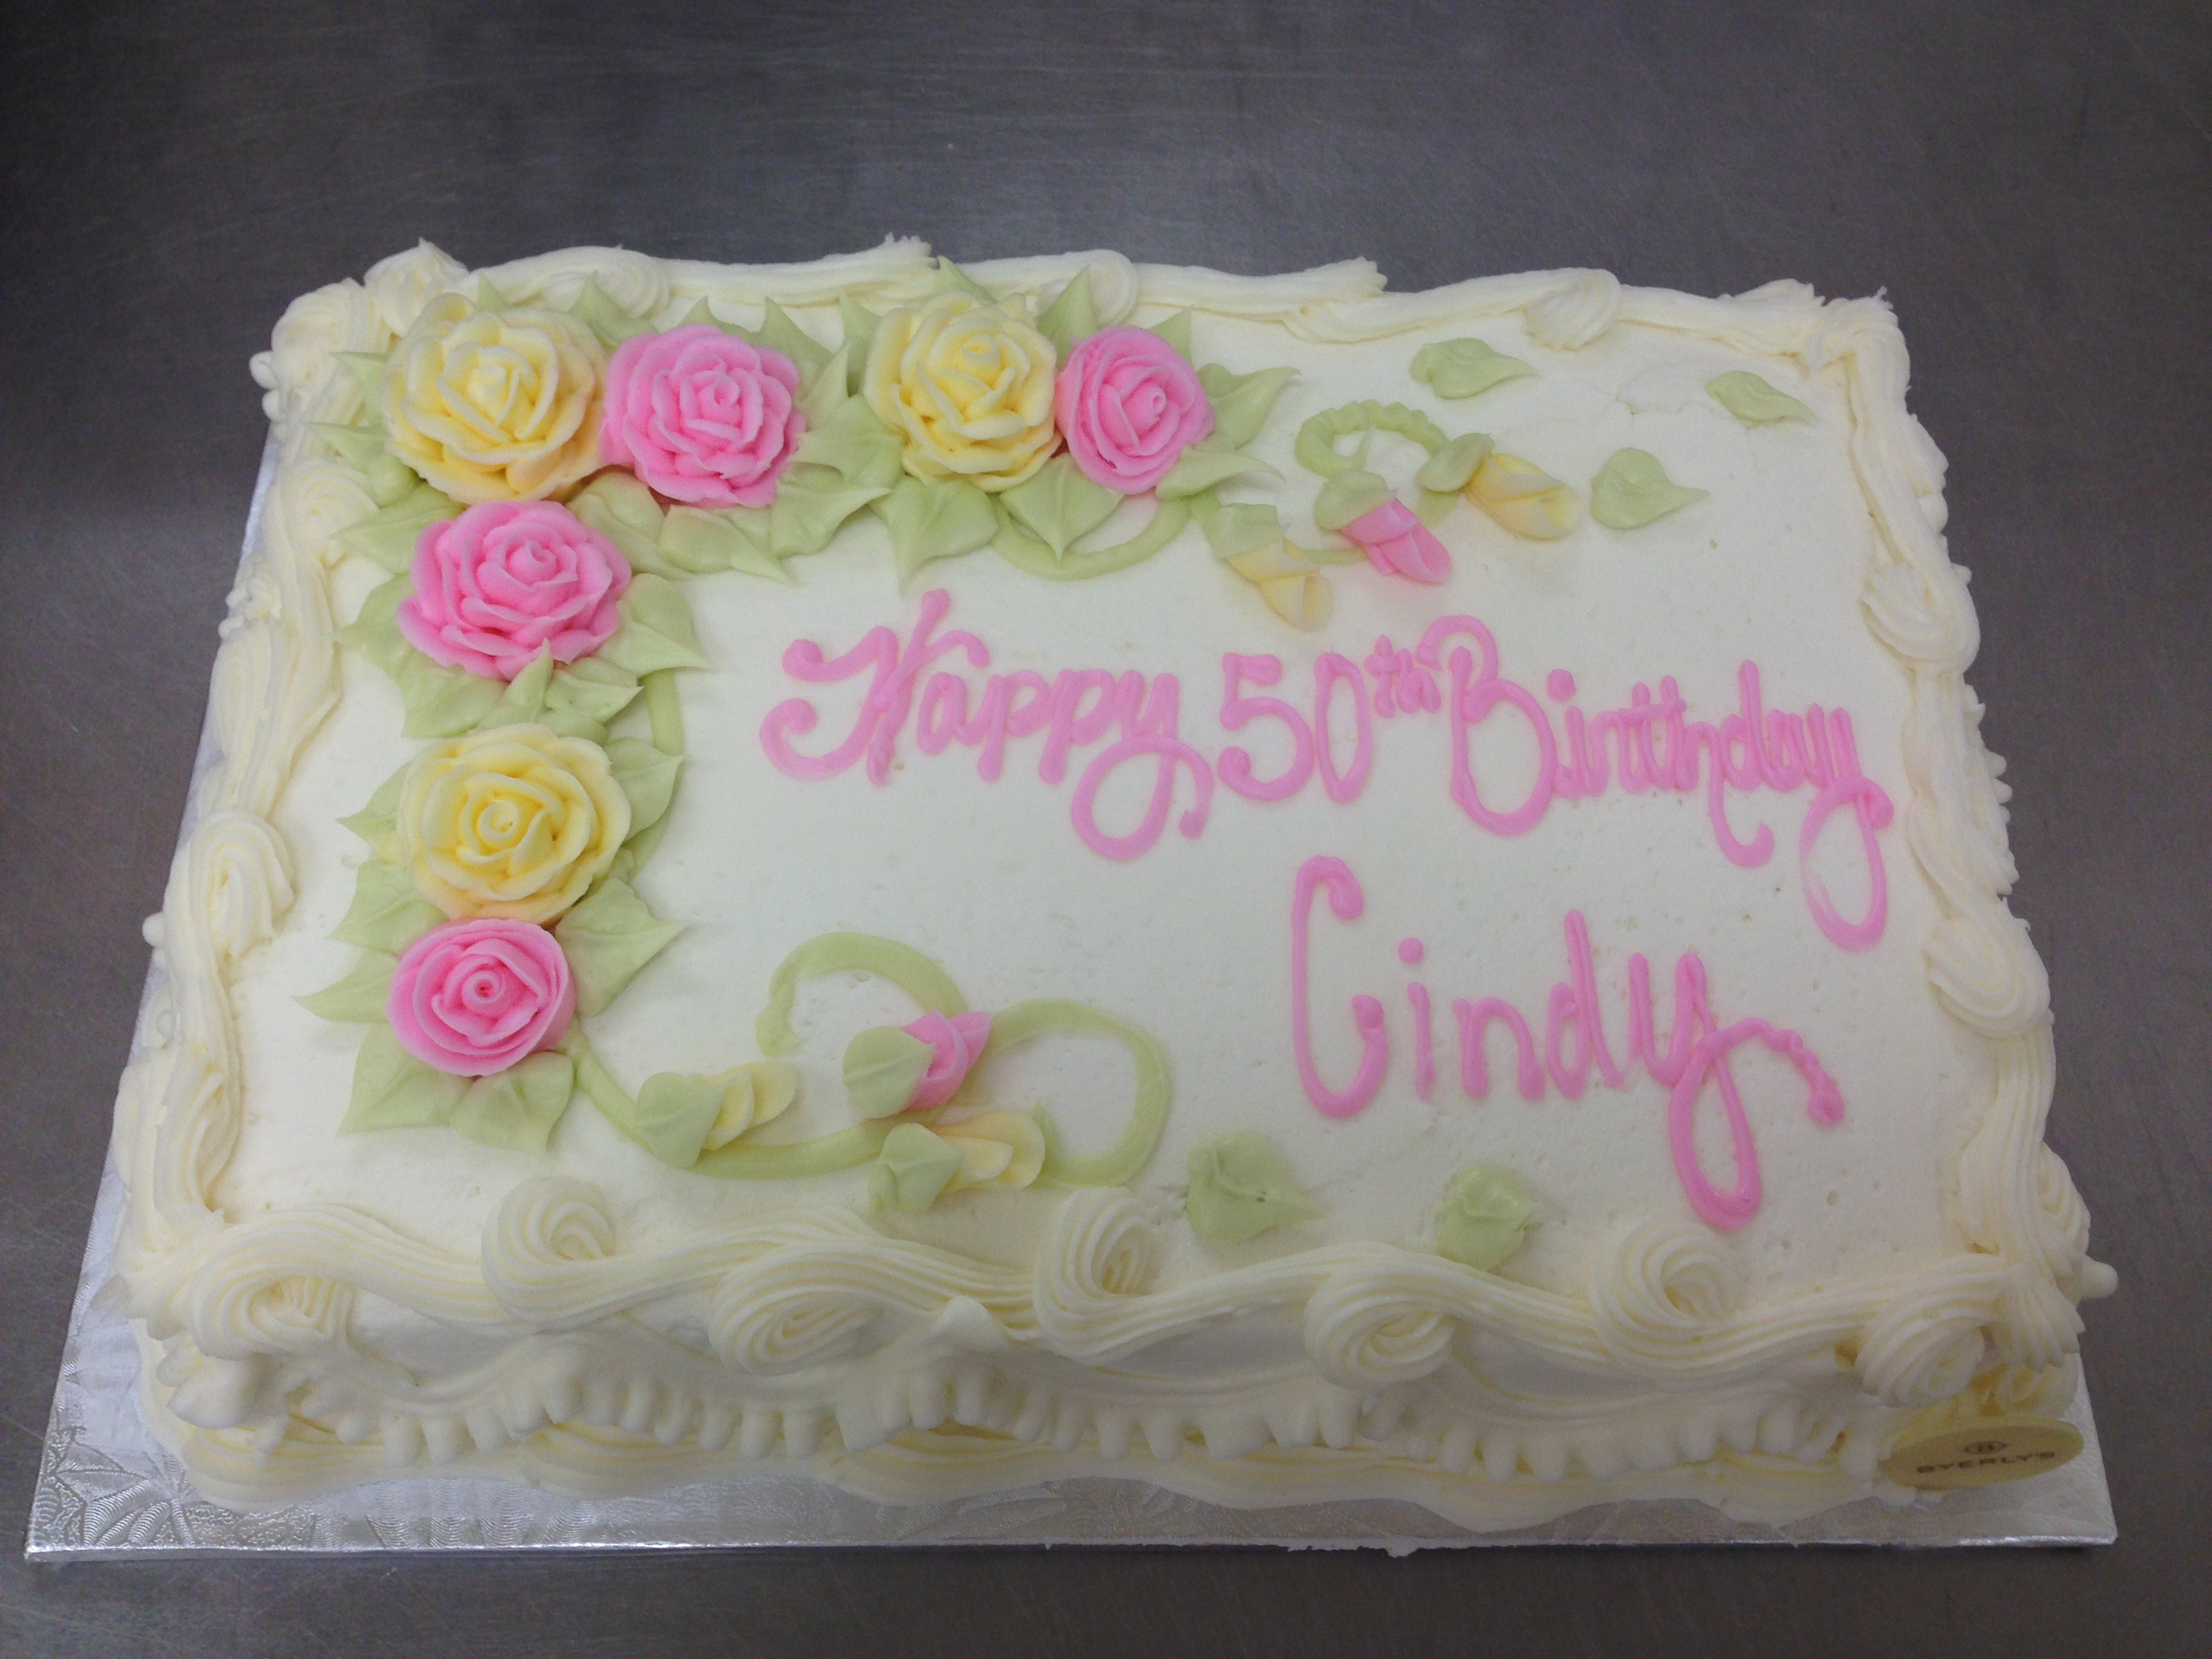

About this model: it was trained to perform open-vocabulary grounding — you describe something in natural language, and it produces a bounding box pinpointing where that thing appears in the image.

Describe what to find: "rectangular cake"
[104,239,2114,1529]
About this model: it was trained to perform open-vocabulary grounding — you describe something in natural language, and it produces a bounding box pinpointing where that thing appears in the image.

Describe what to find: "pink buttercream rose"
[1345,499,1450,584]
[397,501,632,681]
[387,919,576,1077]
[600,325,806,507]
[901,1010,993,1109]
[1052,326,1214,494]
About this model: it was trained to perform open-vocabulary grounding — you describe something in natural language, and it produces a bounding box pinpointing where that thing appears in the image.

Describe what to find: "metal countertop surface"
[1,3,2205,1655]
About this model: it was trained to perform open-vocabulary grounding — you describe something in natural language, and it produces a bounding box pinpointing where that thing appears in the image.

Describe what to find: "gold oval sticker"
[1878,1414,2084,1490]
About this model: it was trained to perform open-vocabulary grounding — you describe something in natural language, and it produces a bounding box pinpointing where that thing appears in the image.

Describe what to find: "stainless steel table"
[2,1,2205,1653]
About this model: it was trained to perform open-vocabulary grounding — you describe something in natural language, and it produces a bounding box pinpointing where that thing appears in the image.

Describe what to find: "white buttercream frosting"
[107,243,2111,1527]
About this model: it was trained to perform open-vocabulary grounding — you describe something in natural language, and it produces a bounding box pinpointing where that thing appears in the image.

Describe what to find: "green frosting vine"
[985,998,1170,1189]
[1294,400,1446,478]
[991,496,1191,583]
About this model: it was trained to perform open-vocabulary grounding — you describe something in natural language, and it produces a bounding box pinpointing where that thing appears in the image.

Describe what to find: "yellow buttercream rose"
[396,724,630,924]
[863,293,1059,491]
[381,293,605,503]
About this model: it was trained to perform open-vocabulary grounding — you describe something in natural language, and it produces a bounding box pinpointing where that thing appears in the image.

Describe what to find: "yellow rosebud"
[1465,452,1582,540]
[396,724,630,924]
[936,1111,1047,1191]
[382,293,606,504]
[863,293,1058,491]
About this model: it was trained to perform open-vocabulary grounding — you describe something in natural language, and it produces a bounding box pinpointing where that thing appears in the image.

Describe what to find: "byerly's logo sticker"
[1877,1416,2085,1490]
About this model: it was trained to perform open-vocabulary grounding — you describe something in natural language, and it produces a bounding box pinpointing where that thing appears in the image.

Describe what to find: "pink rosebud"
[397,501,632,681]
[900,1010,994,1109]
[1052,326,1214,495]
[600,325,806,508]
[1345,499,1450,584]
[387,919,575,1077]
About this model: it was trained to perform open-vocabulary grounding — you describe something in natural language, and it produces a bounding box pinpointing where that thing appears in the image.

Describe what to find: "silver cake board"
[25,442,2118,1561]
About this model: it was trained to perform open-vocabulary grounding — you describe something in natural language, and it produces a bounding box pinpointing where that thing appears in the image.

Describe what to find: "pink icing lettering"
[1290,855,1389,1118]
[1798,709,1893,951]
[1313,653,1375,804]
[1544,909,1628,1098]
[1071,724,1214,860]
[1409,981,1437,1101]
[1666,1018,1846,1230]
[1454,996,1546,1102]
[1218,653,1315,802]
[1422,615,1556,836]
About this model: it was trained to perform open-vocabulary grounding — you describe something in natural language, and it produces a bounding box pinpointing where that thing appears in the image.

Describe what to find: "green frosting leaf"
[735,298,832,386]
[1155,446,1278,500]
[331,859,442,954]
[1591,449,1706,530]
[1036,268,1099,357]
[332,351,390,415]
[1708,370,1814,426]
[333,575,411,676]
[1295,400,1446,478]
[839,297,880,390]
[450,1052,575,1152]
[337,760,410,845]
[393,649,503,739]
[569,472,674,577]
[680,297,734,334]
[297,950,396,1024]
[1185,1130,1324,1244]
[657,506,790,584]
[992,496,1189,583]
[341,1025,466,1135]
[312,422,413,505]
[553,878,684,1016]
[489,649,554,726]
[339,483,461,574]
[790,395,903,491]
[844,1026,937,1119]
[1313,468,1394,532]
[1200,501,1284,562]
[1410,338,1535,401]
[999,455,1122,559]
[869,1122,965,1214]
[607,735,682,836]
[768,466,890,560]
[1433,1163,1532,1271]
[757,932,967,1057]
[642,668,684,758]
[933,258,996,303]
[571,276,658,348]
[633,1071,724,1169]
[474,274,512,311]
[546,656,641,727]
[799,342,853,424]
[599,574,708,676]
[1416,432,1495,494]
[985,999,1170,1189]
[1147,309,1193,362]
[874,475,1000,584]
[1195,363,1296,452]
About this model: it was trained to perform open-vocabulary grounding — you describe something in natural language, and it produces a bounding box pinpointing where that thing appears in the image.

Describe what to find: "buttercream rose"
[396,724,630,924]
[1052,326,1214,494]
[387,918,575,1076]
[600,325,806,507]
[381,293,605,504]
[901,1010,993,1109]
[1345,499,1451,584]
[863,293,1059,491]
[397,501,631,680]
